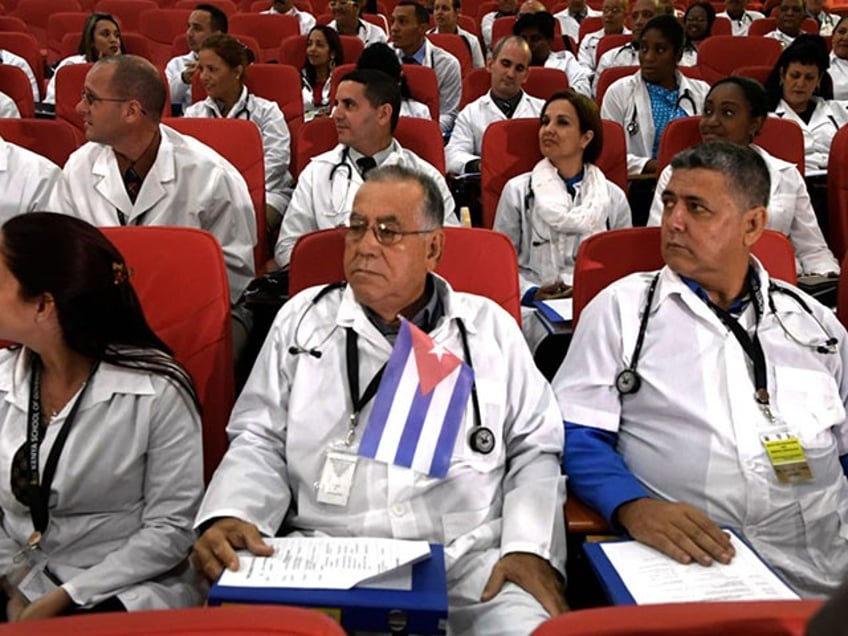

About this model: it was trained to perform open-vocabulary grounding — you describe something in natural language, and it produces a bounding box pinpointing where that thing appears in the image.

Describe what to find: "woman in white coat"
[44,13,125,105]
[829,16,848,102]
[301,26,344,122]
[765,34,848,173]
[648,77,839,276]
[185,34,293,235]
[0,213,203,621]
[600,14,710,176]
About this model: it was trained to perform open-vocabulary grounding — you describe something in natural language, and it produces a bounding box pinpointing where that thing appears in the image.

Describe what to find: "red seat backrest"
[289,227,521,323]
[828,125,848,261]
[94,0,160,33]
[711,15,732,35]
[278,32,363,69]
[102,226,234,485]
[230,13,300,61]
[0,118,78,167]
[459,66,489,109]
[747,15,819,36]
[697,35,782,85]
[596,64,637,108]
[0,64,33,117]
[174,0,238,13]
[46,12,89,64]
[426,33,473,78]
[0,31,43,100]
[523,66,569,100]
[0,16,30,33]
[12,0,81,48]
[55,62,93,147]
[577,15,603,43]
[732,64,772,85]
[594,32,631,64]
[138,8,192,67]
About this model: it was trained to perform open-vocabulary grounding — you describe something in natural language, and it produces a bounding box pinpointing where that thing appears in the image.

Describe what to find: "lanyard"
[345,328,386,445]
[26,357,99,545]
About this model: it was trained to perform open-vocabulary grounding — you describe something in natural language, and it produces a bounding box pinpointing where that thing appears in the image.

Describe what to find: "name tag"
[760,432,814,484]
[316,450,358,507]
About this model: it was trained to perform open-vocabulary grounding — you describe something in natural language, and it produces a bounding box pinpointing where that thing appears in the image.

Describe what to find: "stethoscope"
[288,282,495,454]
[776,109,841,131]
[615,272,839,395]
[626,88,698,137]
[206,93,251,121]
[327,146,356,215]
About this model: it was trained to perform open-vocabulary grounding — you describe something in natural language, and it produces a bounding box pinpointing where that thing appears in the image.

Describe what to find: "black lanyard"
[27,358,99,542]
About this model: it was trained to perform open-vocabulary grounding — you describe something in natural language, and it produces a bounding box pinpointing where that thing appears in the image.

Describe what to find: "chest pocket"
[774,366,845,451]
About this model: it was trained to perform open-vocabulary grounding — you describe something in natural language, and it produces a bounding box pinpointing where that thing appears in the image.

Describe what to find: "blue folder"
[208,543,448,634]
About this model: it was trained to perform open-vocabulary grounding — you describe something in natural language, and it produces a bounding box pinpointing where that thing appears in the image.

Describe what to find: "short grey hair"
[95,54,165,122]
[670,142,771,211]
[364,165,444,228]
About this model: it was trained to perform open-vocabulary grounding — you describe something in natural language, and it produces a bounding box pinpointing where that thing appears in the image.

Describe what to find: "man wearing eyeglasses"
[195,164,568,634]
[273,68,457,270]
[327,0,388,46]
[49,55,255,308]
[577,0,629,74]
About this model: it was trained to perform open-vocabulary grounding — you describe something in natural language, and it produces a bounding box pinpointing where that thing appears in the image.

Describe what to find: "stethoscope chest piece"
[615,368,641,395]
[469,426,496,454]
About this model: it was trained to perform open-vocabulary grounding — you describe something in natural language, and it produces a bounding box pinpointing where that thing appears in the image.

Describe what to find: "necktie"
[401,55,419,65]
[357,156,377,178]
[124,166,143,204]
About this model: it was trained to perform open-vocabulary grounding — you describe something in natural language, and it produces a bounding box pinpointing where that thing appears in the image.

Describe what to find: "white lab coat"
[544,50,591,97]
[261,6,316,34]
[716,10,765,35]
[301,71,331,122]
[195,275,566,633]
[275,137,458,267]
[593,42,638,98]
[427,26,486,68]
[44,54,86,105]
[601,70,710,175]
[51,124,257,303]
[395,39,462,134]
[553,7,602,42]
[327,19,387,46]
[577,28,630,72]
[0,349,204,609]
[553,260,848,598]
[647,145,839,275]
[165,52,197,114]
[764,29,796,48]
[480,11,500,52]
[810,10,840,35]
[445,91,544,174]
[184,86,293,212]
[771,97,848,173]
[830,53,848,102]
[0,137,61,223]
[0,91,18,119]
[1,49,40,103]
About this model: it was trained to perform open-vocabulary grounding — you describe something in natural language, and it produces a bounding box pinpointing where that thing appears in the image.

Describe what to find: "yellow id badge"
[760,432,814,484]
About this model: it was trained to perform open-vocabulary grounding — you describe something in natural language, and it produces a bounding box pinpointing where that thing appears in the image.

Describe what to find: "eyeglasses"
[329,0,355,7]
[602,7,623,15]
[80,90,129,106]
[345,218,435,245]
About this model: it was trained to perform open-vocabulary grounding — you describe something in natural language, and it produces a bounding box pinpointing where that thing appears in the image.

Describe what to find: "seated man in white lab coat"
[553,142,848,599]
[261,0,316,34]
[165,3,228,115]
[445,36,543,175]
[50,55,256,306]
[513,12,591,96]
[274,68,458,269]
[0,136,61,223]
[193,164,568,635]
[390,1,462,134]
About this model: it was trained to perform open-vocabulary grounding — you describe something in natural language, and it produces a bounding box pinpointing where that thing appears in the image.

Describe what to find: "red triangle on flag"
[407,321,462,395]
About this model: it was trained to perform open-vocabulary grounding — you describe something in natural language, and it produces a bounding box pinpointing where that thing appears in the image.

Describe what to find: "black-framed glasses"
[345,218,436,245]
[80,90,129,106]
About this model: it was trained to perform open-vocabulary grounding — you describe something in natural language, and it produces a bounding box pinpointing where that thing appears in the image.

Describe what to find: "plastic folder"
[208,543,448,634]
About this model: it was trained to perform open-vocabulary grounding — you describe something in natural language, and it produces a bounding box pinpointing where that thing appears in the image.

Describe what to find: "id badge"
[760,432,814,484]
[316,449,358,507]
[17,562,58,603]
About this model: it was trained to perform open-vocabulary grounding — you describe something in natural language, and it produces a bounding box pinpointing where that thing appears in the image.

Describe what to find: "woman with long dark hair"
[0,214,203,621]
[301,25,343,121]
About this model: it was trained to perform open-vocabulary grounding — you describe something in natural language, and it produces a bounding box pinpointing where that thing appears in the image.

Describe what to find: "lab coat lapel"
[92,147,134,220]
[131,131,173,218]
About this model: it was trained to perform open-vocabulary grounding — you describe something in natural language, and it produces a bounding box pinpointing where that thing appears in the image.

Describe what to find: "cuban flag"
[358,318,474,478]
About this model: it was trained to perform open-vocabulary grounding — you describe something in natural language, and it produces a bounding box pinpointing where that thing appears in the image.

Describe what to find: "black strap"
[345,328,386,427]
[455,319,481,431]
[27,358,100,536]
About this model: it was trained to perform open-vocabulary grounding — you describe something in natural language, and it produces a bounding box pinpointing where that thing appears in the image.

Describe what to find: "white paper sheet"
[600,533,800,604]
[539,298,573,321]
[216,537,431,590]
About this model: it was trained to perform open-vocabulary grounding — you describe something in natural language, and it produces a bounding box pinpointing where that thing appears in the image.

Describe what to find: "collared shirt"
[399,41,427,65]
[364,274,443,343]
[489,89,524,118]
[645,81,686,158]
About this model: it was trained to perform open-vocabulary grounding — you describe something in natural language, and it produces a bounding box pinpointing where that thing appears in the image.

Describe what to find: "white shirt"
[829,53,848,102]
[184,87,293,212]
[195,276,566,628]
[261,5,316,34]
[771,97,848,173]
[543,49,591,97]
[600,70,710,174]
[275,137,459,267]
[0,137,61,223]
[717,10,765,35]
[810,10,840,35]
[553,261,848,598]
[327,19,387,46]
[0,349,204,609]
[1,48,40,103]
[445,91,544,175]
[51,124,257,303]
[301,71,331,122]
[647,145,839,275]
[395,39,462,134]
[764,28,797,48]
[577,27,630,72]
[427,26,486,68]
[165,52,197,114]
[0,91,18,119]
[553,7,602,42]
[593,41,638,97]
[44,54,86,105]
[493,166,632,294]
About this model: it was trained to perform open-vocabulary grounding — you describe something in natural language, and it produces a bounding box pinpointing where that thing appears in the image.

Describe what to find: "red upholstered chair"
[828,126,848,261]
[46,12,88,64]
[163,117,267,271]
[595,64,637,108]
[0,119,78,167]
[459,66,489,108]
[12,0,81,49]
[748,16,819,36]
[102,227,234,485]
[0,31,43,100]
[278,33,363,69]
[94,0,159,33]
[293,115,335,176]
[0,592,346,635]
[577,15,602,42]
[426,32,473,78]
[0,16,29,33]
[656,116,806,175]
[55,62,92,147]
[174,0,238,13]
[732,63,772,85]
[571,227,798,326]
[711,15,732,35]
[697,35,782,85]
[230,13,300,61]
[523,66,569,100]
[138,8,192,67]
[0,64,33,116]
[531,600,822,636]
[289,226,521,323]
[595,33,631,64]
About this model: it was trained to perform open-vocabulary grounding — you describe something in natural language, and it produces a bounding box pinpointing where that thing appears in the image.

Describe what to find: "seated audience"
[513,12,591,96]
[648,77,838,275]
[717,0,765,35]
[601,14,709,175]
[428,0,486,68]
[765,0,807,48]
[328,0,388,46]
[194,164,567,635]
[0,213,204,620]
[261,0,316,34]
[554,141,848,599]
[301,25,344,121]
[0,137,61,223]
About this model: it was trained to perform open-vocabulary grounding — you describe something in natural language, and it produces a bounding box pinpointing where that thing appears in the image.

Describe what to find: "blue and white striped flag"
[359,318,474,478]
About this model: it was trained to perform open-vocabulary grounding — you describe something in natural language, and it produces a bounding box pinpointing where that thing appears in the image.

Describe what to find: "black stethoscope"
[207,94,251,121]
[327,146,357,215]
[627,88,698,137]
[615,272,839,396]
[288,283,495,455]
[776,109,841,131]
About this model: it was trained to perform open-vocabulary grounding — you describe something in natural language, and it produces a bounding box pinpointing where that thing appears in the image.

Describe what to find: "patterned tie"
[124,166,143,204]
[401,55,419,65]
[357,156,377,178]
